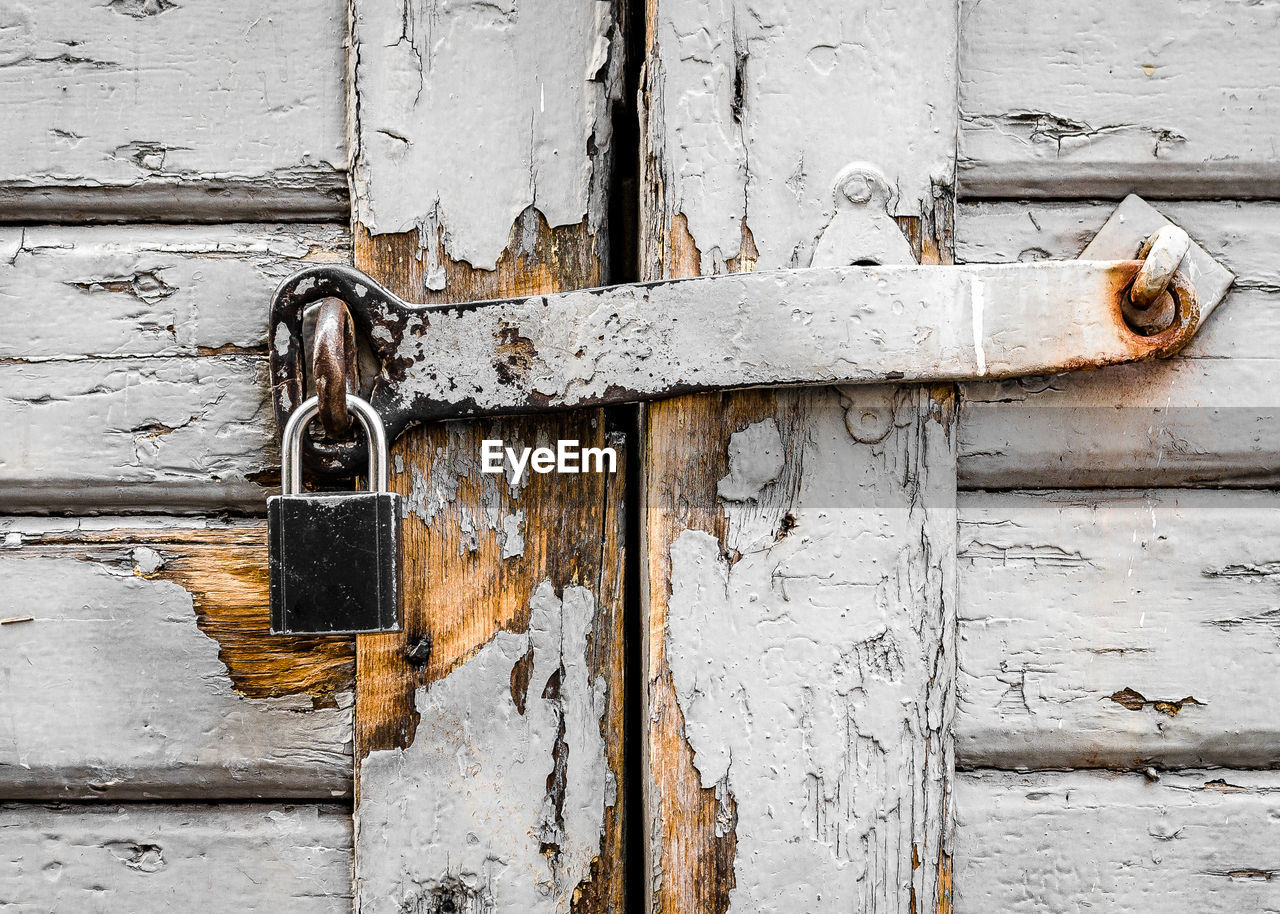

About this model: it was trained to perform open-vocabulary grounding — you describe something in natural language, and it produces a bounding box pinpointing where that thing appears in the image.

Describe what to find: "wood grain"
[0,803,352,912]
[0,0,347,221]
[957,201,1280,487]
[955,770,1280,913]
[958,489,1280,770]
[958,0,1280,198]
[0,518,351,800]
[640,1,959,909]
[348,2,625,909]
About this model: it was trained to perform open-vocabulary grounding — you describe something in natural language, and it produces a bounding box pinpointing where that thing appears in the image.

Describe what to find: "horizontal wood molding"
[0,803,352,912]
[0,0,347,221]
[958,0,1280,198]
[0,225,350,512]
[0,518,351,801]
[958,489,1280,770]
[956,770,1280,911]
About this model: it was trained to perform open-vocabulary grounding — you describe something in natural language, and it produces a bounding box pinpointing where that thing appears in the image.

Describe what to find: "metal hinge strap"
[271,193,1232,477]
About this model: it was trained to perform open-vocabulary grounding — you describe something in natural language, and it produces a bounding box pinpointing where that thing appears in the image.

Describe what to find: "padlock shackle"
[281,395,389,495]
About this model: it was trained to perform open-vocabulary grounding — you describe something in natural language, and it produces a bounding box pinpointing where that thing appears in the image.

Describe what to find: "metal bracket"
[270,191,1233,478]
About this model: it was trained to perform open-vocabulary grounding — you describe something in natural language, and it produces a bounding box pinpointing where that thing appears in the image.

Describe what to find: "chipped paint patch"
[717,419,784,502]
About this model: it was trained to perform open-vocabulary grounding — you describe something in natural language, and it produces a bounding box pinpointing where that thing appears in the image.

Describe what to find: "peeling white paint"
[959,0,1280,198]
[661,387,956,911]
[0,548,352,799]
[647,0,956,269]
[350,0,621,268]
[0,0,347,219]
[357,583,610,914]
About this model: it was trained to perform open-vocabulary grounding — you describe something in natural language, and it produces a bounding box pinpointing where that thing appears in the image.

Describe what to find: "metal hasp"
[269,191,1233,477]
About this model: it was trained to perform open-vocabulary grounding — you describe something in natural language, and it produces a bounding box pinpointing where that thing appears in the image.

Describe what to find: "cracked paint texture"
[647,0,956,270]
[958,0,1280,196]
[356,583,611,914]
[660,387,956,912]
[351,0,621,271]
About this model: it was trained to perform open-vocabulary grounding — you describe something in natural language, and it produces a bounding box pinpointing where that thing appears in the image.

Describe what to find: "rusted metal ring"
[1131,225,1191,310]
[1121,267,1199,359]
[313,298,358,438]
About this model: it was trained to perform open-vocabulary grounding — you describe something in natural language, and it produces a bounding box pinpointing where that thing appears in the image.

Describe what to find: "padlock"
[269,394,402,635]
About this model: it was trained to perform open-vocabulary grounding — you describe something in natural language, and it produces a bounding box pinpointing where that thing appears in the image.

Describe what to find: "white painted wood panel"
[959,0,1280,198]
[0,225,349,511]
[0,803,351,912]
[955,770,1280,913]
[0,225,349,358]
[349,0,621,274]
[640,0,959,908]
[957,201,1280,487]
[0,0,347,220]
[0,519,351,800]
[644,0,957,272]
[958,489,1280,769]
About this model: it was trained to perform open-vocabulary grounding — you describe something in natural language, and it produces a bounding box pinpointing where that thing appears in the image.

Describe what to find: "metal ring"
[1121,268,1200,359]
[1131,225,1191,310]
[313,298,359,439]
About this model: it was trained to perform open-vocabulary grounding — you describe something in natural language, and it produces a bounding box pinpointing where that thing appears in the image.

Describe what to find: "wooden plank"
[644,388,957,912]
[955,770,1280,913]
[0,1,347,220]
[0,225,349,511]
[348,1,626,910]
[957,201,1280,487]
[957,489,1280,769]
[0,518,352,800]
[958,0,1280,198]
[640,0,958,910]
[0,803,351,912]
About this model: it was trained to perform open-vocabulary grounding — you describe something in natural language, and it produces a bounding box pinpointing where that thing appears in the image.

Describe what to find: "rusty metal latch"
[270,183,1233,478]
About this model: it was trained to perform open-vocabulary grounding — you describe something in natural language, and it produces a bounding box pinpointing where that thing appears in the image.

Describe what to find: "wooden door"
[4,1,1280,912]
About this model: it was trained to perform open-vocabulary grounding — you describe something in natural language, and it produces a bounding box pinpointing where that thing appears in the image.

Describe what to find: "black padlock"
[269,394,402,635]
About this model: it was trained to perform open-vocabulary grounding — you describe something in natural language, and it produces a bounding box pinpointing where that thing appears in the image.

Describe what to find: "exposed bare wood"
[348,1,626,909]
[0,803,352,912]
[958,489,1280,770]
[0,518,351,800]
[957,201,1280,487]
[955,770,1280,912]
[958,0,1280,198]
[0,1,347,221]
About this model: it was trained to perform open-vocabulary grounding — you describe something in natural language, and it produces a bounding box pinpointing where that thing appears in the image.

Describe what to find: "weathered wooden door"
[3,1,1280,912]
